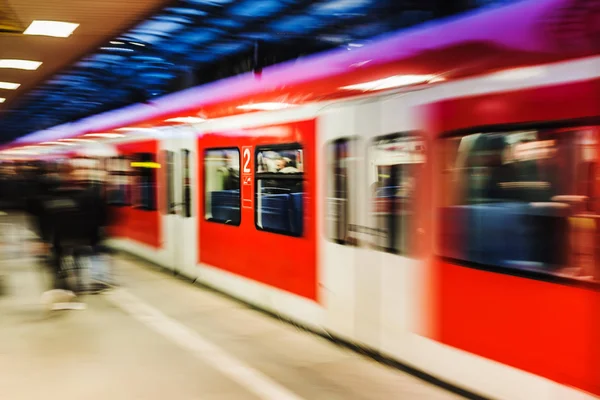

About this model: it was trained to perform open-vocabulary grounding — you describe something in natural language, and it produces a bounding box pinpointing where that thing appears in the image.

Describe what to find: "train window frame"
[254,143,305,237]
[163,150,176,215]
[368,131,426,256]
[107,155,131,207]
[131,152,158,212]
[203,147,241,226]
[325,137,361,246]
[436,119,600,288]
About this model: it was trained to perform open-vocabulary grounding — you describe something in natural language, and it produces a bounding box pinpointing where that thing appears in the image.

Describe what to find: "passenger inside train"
[255,148,304,235]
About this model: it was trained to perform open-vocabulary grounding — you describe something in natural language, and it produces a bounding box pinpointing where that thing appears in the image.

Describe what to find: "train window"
[326,138,360,245]
[369,133,425,255]
[131,152,158,211]
[107,156,131,206]
[438,126,600,282]
[182,149,192,218]
[204,148,240,225]
[164,150,176,215]
[255,144,304,236]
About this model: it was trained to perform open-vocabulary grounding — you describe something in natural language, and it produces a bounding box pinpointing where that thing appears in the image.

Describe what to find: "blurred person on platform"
[37,158,110,310]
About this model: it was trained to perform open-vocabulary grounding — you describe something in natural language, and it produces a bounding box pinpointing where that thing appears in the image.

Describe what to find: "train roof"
[11,0,600,147]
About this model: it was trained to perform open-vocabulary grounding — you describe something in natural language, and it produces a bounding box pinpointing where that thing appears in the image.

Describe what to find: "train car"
[4,0,599,398]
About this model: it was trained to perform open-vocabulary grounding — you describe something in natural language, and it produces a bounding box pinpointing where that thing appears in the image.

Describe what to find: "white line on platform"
[106,288,305,400]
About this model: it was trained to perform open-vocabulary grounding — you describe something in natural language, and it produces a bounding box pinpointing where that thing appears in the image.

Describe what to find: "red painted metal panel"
[197,120,318,301]
[109,139,162,248]
[424,78,600,395]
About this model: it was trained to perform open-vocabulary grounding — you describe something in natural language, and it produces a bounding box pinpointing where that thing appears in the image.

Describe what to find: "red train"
[3,0,600,398]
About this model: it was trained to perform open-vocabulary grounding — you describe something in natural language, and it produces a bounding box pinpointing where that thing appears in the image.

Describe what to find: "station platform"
[0,215,462,400]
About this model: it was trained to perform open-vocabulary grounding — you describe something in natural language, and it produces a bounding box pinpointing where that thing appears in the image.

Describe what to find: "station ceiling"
[0,0,518,142]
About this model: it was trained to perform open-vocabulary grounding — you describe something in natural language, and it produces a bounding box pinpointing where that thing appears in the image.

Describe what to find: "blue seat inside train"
[211,190,240,223]
[440,202,570,269]
[289,193,303,236]
[260,193,291,232]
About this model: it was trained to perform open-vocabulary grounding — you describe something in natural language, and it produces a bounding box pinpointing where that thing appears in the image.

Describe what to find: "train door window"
[369,133,425,255]
[204,148,240,225]
[255,145,304,237]
[131,152,157,211]
[326,138,359,245]
[107,156,131,206]
[164,150,176,214]
[182,149,192,218]
[438,125,600,282]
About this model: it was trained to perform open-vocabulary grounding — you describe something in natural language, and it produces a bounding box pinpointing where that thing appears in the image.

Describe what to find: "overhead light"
[41,141,74,146]
[2,149,38,156]
[0,98,5,103]
[101,46,134,52]
[0,59,42,70]
[340,74,437,91]
[237,102,293,111]
[23,20,79,38]
[166,117,205,123]
[59,138,95,143]
[110,41,124,45]
[0,82,20,90]
[130,42,145,47]
[492,66,545,81]
[83,133,124,138]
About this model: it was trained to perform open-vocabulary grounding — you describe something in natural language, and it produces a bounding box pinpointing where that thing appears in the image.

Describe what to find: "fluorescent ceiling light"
[340,74,437,91]
[237,102,293,111]
[59,138,95,143]
[110,41,124,45]
[83,133,124,138]
[0,82,20,90]
[0,59,42,70]
[41,141,74,146]
[101,47,134,52]
[2,149,38,155]
[166,117,205,123]
[24,20,79,38]
[0,98,5,103]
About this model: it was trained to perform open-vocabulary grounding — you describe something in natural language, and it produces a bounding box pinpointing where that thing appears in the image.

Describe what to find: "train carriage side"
[424,73,600,396]
[196,117,320,323]
[107,139,162,251]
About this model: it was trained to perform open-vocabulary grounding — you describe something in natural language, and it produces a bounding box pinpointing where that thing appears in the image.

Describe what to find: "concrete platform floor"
[0,226,463,399]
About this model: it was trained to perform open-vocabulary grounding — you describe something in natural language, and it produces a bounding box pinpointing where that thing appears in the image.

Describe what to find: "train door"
[324,135,370,342]
[162,130,198,279]
[368,131,427,355]
[321,103,379,343]
[322,102,426,353]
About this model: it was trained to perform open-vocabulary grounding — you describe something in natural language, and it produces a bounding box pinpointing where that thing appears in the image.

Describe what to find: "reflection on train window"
[438,126,600,282]
[107,156,131,206]
[204,148,240,225]
[255,145,304,236]
[369,133,425,255]
[131,152,157,211]
[326,138,359,245]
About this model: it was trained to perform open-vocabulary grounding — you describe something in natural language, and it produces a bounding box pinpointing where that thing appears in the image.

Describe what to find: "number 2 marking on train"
[243,147,251,173]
